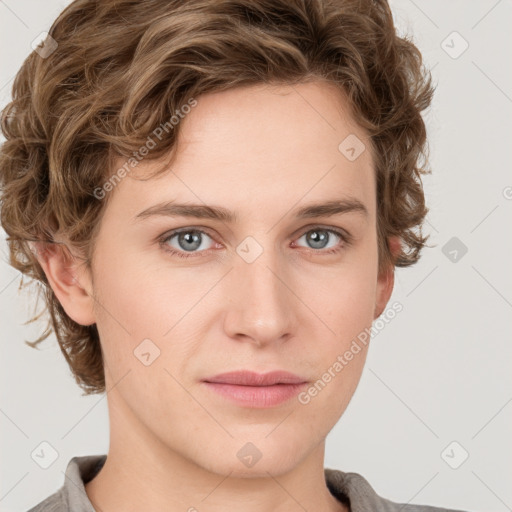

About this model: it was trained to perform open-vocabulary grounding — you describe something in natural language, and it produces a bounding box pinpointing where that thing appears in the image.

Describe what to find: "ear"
[30,240,96,326]
[374,236,401,319]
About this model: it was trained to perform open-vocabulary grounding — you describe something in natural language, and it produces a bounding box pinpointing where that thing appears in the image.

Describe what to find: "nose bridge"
[223,235,294,343]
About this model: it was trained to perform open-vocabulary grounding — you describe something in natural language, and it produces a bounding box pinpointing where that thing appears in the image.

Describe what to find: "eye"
[292,227,350,255]
[159,229,217,259]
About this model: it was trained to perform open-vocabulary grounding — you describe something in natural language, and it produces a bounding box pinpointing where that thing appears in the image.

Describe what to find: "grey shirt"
[27,454,470,512]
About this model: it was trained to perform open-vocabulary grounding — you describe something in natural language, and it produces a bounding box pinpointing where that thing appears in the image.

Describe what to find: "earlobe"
[31,241,96,326]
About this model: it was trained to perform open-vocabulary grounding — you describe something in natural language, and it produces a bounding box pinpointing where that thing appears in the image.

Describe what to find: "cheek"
[299,254,378,342]
[297,247,377,405]
[298,330,370,430]
[91,250,216,384]
[92,246,193,337]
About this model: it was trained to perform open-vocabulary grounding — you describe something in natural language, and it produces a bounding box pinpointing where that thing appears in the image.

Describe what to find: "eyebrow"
[134,197,369,223]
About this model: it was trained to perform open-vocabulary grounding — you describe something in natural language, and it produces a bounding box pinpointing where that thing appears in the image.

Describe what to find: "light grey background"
[1,1,511,511]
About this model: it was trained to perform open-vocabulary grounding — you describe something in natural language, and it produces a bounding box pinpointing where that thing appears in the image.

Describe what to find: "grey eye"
[296,229,340,250]
[164,230,214,253]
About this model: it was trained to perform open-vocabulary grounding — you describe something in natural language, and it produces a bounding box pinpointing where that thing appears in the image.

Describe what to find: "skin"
[36,80,399,512]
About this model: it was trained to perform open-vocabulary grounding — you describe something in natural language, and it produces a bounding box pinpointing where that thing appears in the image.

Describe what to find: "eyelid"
[291,223,353,243]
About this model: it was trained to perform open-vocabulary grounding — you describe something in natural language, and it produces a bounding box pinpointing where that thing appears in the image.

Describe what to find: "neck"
[85,394,347,512]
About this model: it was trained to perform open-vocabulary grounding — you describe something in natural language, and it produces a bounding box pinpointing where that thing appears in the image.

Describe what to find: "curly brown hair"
[0,0,435,395]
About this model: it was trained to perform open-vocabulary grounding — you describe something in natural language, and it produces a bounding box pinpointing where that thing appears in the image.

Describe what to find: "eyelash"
[158,226,352,260]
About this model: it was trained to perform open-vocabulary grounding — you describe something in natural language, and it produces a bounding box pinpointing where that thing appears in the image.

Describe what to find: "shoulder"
[26,488,66,512]
[26,454,106,512]
[325,468,472,512]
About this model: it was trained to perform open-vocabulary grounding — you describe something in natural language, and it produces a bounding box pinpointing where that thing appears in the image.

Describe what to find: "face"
[46,80,395,477]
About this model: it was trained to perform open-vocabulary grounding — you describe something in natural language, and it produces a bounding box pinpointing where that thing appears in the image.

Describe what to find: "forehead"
[106,81,376,225]
[174,81,370,169]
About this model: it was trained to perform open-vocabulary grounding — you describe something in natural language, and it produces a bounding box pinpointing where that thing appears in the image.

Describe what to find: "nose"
[222,246,296,348]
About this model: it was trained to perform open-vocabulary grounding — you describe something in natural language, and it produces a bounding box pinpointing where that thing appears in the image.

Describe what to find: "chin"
[190,441,305,479]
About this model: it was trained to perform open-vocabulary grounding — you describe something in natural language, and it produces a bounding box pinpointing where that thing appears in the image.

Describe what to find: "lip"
[202,370,309,408]
[203,370,307,386]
